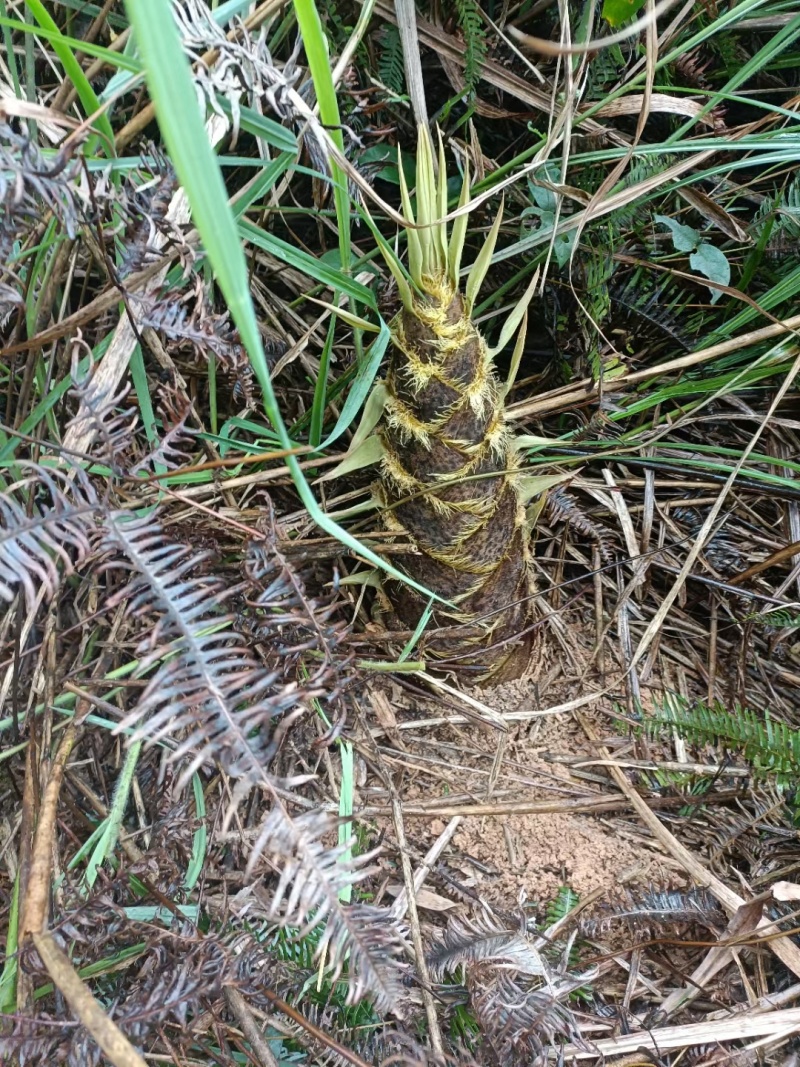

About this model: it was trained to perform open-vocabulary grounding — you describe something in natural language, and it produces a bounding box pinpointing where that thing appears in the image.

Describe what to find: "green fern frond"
[746,606,800,629]
[646,693,800,787]
[452,0,487,96]
[378,25,405,95]
[545,886,580,928]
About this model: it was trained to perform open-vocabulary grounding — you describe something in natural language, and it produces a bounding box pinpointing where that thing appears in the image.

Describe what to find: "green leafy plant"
[452,0,487,97]
[655,214,731,305]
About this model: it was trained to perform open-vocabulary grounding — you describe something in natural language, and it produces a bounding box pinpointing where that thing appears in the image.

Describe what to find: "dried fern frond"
[580,885,724,938]
[102,509,307,781]
[246,807,409,1013]
[118,149,179,278]
[99,510,406,1008]
[172,0,329,173]
[133,289,246,368]
[0,463,99,610]
[131,389,196,475]
[427,909,589,1065]
[245,506,351,671]
[67,348,140,466]
[469,965,584,1066]
[547,486,615,563]
[377,1031,482,1067]
[14,913,276,1063]
[427,911,548,981]
[0,122,88,320]
[672,506,744,576]
[0,122,87,238]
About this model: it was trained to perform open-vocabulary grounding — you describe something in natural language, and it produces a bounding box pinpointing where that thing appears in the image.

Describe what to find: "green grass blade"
[338,741,354,903]
[124,0,445,604]
[185,772,207,892]
[22,0,116,151]
[82,742,142,892]
[0,14,141,73]
[291,0,352,285]
[239,218,373,304]
[0,873,19,1011]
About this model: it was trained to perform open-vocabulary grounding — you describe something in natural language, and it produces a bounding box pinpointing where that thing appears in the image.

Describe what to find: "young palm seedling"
[337,128,548,682]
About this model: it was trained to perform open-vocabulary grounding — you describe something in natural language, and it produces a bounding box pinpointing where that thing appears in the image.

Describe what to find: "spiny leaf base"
[379,277,534,684]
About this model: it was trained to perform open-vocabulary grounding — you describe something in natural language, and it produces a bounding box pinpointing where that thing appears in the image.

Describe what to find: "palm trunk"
[379,276,534,684]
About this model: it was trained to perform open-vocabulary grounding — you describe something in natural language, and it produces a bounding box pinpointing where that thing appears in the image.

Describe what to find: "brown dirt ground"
[367,671,674,912]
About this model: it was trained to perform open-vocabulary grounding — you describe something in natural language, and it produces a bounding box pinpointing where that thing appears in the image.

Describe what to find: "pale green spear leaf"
[466,196,505,310]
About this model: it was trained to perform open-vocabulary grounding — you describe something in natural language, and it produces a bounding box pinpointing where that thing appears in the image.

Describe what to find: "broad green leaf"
[602,0,647,28]
[490,267,539,358]
[318,324,391,450]
[448,157,471,287]
[655,214,700,253]
[337,382,387,456]
[319,434,384,482]
[690,243,731,304]
[465,197,504,309]
[518,471,575,503]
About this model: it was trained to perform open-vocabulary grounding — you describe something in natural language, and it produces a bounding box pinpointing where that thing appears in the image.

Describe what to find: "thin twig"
[390,795,445,1056]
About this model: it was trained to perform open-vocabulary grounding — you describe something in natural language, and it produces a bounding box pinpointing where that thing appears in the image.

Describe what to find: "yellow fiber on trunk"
[379,274,534,684]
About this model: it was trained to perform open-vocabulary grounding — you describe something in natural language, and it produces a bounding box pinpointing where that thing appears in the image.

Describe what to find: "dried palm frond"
[0,463,100,610]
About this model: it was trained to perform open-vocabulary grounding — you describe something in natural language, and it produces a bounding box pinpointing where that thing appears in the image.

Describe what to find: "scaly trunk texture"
[379,275,534,684]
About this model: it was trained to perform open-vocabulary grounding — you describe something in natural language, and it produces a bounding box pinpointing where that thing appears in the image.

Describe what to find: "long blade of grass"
[22,0,116,151]
[291,0,352,285]
[124,0,444,603]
